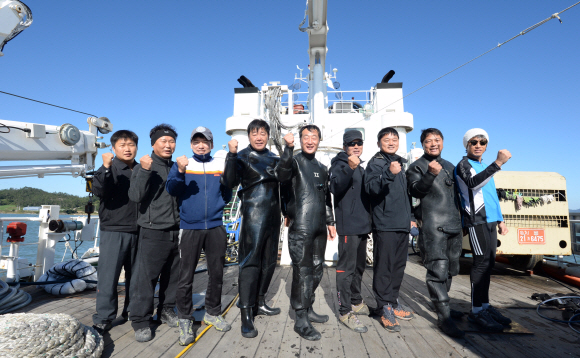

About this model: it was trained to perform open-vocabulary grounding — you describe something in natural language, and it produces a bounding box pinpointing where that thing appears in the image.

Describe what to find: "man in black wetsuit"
[283,124,336,341]
[406,128,465,338]
[221,119,294,338]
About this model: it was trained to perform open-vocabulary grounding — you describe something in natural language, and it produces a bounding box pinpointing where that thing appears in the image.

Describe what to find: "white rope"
[265,86,302,153]
[325,1,580,141]
[0,313,104,357]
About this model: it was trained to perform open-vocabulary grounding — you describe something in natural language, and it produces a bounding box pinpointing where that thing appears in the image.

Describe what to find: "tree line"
[0,187,99,213]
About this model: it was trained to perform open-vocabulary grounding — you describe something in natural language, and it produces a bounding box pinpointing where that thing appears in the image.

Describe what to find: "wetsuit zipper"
[204,161,207,230]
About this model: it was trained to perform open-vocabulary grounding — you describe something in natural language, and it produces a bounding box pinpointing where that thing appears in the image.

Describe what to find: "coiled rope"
[0,280,31,314]
[0,313,103,357]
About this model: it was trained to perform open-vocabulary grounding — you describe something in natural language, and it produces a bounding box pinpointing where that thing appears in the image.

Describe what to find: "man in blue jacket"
[166,127,233,346]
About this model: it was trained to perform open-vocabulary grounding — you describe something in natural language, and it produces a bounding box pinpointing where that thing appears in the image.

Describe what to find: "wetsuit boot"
[240,308,258,338]
[435,302,465,338]
[294,309,321,341]
[307,306,329,323]
[256,296,281,316]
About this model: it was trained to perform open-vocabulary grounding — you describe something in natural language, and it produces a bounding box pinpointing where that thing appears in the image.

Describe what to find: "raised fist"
[428,160,442,175]
[140,154,153,171]
[495,149,511,167]
[228,139,238,154]
[102,152,114,168]
[348,155,360,170]
[176,155,189,173]
[283,132,295,147]
[389,161,402,175]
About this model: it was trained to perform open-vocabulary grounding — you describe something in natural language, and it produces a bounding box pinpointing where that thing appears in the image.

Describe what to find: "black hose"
[536,295,580,334]
[0,280,32,314]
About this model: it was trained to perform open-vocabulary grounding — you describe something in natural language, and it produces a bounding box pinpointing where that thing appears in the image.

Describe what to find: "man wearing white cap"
[454,128,512,332]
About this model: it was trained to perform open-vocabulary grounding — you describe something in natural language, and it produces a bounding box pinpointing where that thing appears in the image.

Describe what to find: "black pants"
[93,230,138,325]
[468,222,497,307]
[372,231,408,308]
[130,227,180,330]
[288,228,327,311]
[418,227,462,305]
[336,234,367,315]
[176,227,227,319]
[238,213,280,309]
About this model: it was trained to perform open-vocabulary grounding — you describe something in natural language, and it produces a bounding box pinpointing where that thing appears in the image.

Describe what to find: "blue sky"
[1,1,579,208]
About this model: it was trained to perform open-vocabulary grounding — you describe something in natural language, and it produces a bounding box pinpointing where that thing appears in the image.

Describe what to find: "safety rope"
[325,1,580,141]
[0,313,104,357]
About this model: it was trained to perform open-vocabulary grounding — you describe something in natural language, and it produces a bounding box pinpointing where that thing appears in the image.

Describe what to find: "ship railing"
[282,89,375,114]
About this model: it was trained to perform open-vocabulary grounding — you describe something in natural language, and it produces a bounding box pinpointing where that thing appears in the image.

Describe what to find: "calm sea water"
[0,213,99,268]
[1,213,578,270]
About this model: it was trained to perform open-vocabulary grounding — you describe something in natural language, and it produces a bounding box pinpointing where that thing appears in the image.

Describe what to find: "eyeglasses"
[469,139,488,146]
[346,141,364,147]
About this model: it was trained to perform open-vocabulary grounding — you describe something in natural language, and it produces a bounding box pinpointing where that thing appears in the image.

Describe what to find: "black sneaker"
[92,322,112,335]
[486,305,512,325]
[468,310,503,332]
[159,307,179,327]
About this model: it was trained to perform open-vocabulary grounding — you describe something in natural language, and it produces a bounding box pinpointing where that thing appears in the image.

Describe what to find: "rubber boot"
[294,309,321,341]
[240,308,258,338]
[256,297,281,316]
[435,302,465,338]
[307,306,329,323]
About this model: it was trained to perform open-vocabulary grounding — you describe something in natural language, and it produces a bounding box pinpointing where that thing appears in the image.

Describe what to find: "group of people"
[91,119,512,346]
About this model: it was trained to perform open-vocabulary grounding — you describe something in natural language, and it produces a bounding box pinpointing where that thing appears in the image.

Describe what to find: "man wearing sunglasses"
[282,124,336,341]
[455,128,512,332]
[329,130,371,333]
[406,128,464,338]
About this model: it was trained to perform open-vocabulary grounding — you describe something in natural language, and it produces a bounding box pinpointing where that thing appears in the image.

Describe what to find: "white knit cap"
[463,128,489,148]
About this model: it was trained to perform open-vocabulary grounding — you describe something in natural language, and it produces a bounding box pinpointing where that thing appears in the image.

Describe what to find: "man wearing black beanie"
[128,123,181,342]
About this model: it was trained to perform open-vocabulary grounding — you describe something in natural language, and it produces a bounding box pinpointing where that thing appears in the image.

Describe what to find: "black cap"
[343,130,363,144]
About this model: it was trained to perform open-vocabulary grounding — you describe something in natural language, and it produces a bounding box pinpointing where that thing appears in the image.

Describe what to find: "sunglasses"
[346,141,364,147]
[469,139,488,146]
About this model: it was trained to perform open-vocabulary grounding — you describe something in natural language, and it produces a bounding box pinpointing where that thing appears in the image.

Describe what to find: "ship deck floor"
[15,253,580,358]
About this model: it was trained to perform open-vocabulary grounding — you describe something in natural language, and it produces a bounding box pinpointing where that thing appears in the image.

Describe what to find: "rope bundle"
[37,259,98,295]
[0,313,103,357]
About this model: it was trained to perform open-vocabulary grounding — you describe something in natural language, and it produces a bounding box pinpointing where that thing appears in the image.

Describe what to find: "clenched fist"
[228,139,238,154]
[348,155,360,170]
[495,149,511,167]
[283,132,295,147]
[140,154,153,171]
[176,155,189,173]
[428,160,442,175]
[389,161,401,175]
[102,152,114,168]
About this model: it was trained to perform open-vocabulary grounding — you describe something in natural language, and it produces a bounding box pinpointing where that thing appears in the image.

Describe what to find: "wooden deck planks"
[11,253,580,358]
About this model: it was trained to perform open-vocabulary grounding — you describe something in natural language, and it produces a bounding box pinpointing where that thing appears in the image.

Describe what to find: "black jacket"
[406,154,462,233]
[329,151,371,236]
[92,157,138,233]
[128,152,180,231]
[282,152,335,232]
[364,151,412,232]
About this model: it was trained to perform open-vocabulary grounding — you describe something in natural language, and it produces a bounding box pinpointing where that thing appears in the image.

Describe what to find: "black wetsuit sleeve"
[324,166,335,226]
[92,165,113,198]
[329,160,355,197]
[220,152,242,189]
[456,159,501,190]
[407,164,437,199]
[364,157,395,196]
[275,146,294,183]
[128,164,152,203]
